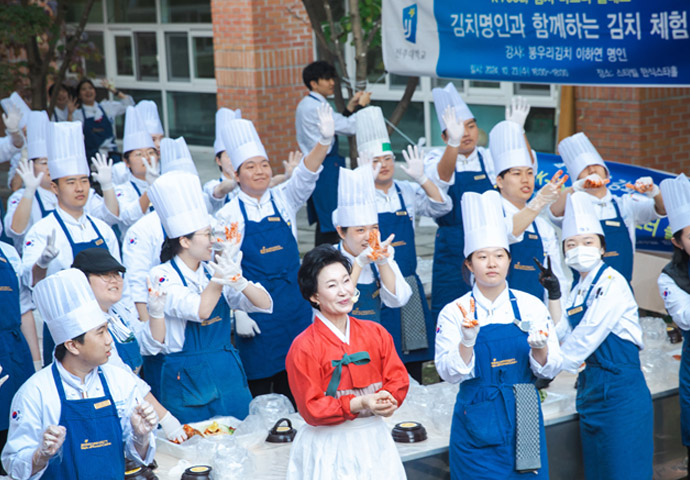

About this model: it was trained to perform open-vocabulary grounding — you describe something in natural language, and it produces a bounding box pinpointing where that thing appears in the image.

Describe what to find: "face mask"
[565,246,602,272]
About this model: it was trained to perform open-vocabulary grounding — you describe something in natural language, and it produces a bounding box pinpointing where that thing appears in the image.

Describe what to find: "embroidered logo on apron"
[604,220,620,227]
[491,358,518,368]
[93,399,112,409]
[391,240,407,247]
[513,262,536,271]
[80,439,112,450]
[201,316,222,327]
[474,174,487,180]
[260,245,284,254]
[603,251,619,257]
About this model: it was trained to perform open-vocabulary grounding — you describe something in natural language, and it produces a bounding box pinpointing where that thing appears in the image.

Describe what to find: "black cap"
[71,248,126,274]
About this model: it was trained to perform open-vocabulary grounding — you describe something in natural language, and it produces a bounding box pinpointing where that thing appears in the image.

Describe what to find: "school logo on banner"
[403,4,417,43]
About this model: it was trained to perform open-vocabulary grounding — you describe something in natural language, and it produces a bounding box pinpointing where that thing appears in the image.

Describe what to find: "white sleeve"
[0,135,21,163]
[85,190,120,226]
[222,282,273,313]
[151,270,202,322]
[203,178,225,214]
[376,256,413,308]
[115,185,145,229]
[423,148,454,189]
[123,221,157,304]
[619,193,663,226]
[405,180,452,219]
[659,272,690,331]
[101,96,135,118]
[4,190,29,237]
[524,299,562,379]
[434,300,475,384]
[20,223,47,288]
[273,160,322,217]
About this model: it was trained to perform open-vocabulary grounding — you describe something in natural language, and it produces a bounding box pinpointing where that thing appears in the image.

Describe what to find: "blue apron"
[507,221,546,300]
[130,181,154,213]
[306,95,344,233]
[235,195,312,380]
[42,363,124,480]
[599,198,634,282]
[567,265,652,480]
[0,247,34,432]
[378,184,434,362]
[431,151,493,320]
[143,259,251,424]
[450,290,548,479]
[337,242,382,323]
[42,211,109,367]
[35,191,54,217]
[110,310,143,373]
[682,328,690,447]
[81,104,114,162]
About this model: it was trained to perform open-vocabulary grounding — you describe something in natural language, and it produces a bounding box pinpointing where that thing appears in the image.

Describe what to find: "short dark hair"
[215,152,224,172]
[55,332,86,362]
[671,230,690,272]
[76,78,96,98]
[48,83,72,97]
[160,233,195,263]
[462,249,512,286]
[298,244,352,309]
[303,61,336,90]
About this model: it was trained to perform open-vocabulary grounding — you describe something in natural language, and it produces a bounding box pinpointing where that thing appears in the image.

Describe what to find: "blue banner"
[382,1,690,86]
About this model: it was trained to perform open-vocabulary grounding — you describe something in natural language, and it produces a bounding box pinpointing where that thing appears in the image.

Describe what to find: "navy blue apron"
[431,151,493,320]
[378,184,434,362]
[305,95,344,234]
[110,310,143,373]
[600,198,634,282]
[337,242,382,323]
[235,195,312,380]
[42,211,109,367]
[566,265,652,480]
[682,328,690,447]
[130,181,153,213]
[42,363,124,480]
[35,191,54,217]
[81,104,114,162]
[0,247,34,432]
[507,220,546,300]
[450,290,548,479]
[143,259,251,423]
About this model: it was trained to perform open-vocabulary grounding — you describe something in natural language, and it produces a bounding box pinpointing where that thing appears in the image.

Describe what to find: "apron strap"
[326,351,371,398]
[170,258,189,287]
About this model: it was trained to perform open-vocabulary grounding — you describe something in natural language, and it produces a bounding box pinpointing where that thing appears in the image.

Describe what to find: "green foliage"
[321,0,382,48]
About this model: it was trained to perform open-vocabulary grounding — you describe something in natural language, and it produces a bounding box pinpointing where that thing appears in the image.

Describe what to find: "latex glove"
[457,298,480,348]
[36,229,59,269]
[355,246,375,268]
[34,425,66,464]
[17,158,44,197]
[2,104,22,134]
[368,231,395,266]
[442,106,464,148]
[101,78,117,93]
[357,150,382,179]
[626,176,659,198]
[527,329,549,350]
[317,103,335,146]
[526,169,568,213]
[400,145,428,184]
[283,151,301,179]
[143,156,160,185]
[235,310,261,337]
[505,96,531,129]
[159,411,187,444]
[533,256,561,300]
[131,401,158,444]
[146,278,167,318]
[573,173,609,192]
[208,249,248,291]
[91,152,113,191]
[0,364,8,388]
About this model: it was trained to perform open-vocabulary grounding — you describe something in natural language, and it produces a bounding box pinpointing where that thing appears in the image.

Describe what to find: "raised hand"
[573,173,609,191]
[131,401,158,441]
[91,152,113,191]
[142,156,160,185]
[457,298,480,347]
[2,104,22,133]
[400,145,428,184]
[442,106,464,148]
[626,176,659,198]
[283,151,302,179]
[17,158,44,195]
[533,256,561,300]
[317,103,335,146]
[505,96,531,129]
[36,229,59,269]
[146,277,167,319]
[527,329,549,349]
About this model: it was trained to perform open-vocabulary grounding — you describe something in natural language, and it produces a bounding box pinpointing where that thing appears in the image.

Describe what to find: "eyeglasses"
[94,272,122,282]
[193,231,213,240]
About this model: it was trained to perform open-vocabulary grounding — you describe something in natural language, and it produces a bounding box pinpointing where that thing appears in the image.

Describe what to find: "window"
[115,36,134,76]
[166,91,216,145]
[161,0,212,23]
[134,32,158,81]
[166,33,190,81]
[108,0,156,23]
[193,37,214,79]
[66,0,104,24]
[84,31,106,77]
[115,89,163,137]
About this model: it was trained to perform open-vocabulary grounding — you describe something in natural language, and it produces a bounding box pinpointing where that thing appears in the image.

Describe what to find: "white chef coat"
[115,173,150,232]
[50,107,69,123]
[336,242,412,309]
[0,135,21,163]
[1,361,155,480]
[20,206,120,287]
[203,176,239,215]
[121,211,163,305]
[140,256,273,355]
[556,261,644,373]
[295,91,356,155]
[72,96,134,152]
[214,160,322,242]
[658,272,690,330]
[423,146,496,190]
[435,285,562,384]
[375,179,452,222]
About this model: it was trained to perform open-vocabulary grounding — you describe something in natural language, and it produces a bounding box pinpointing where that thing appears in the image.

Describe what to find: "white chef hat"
[562,192,604,240]
[46,121,89,180]
[1,92,31,130]
[356,106,392,159]
[27,110,50,160]
[135,100,164,135]
[214,108,242,155]
[461,190,509,257]
[660,173,690,235]
[558,132,609,181]
[432,82,474,132]
[332,166,379,228]
[34,268,106,346]
[220,118,267,171]
[160,137,198,176]
[148,171,209,238]
[489,121,533,175]
[123,106,155,153]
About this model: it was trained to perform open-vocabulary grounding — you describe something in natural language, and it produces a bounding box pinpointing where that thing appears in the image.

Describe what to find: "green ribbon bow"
[325,351,371,398]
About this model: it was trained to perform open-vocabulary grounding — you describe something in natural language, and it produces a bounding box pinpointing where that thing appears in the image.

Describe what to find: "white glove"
[400,145,428,185]
[2,105,22,134]
[143,156,160,185]
[36,229,59,269]
[573,173,608,192]
[527,329,549,350]
[372,233,395,266]
[355,246,375,268]
[629,176,659,198]
[505,96,530,129]
[0,364,8,388]
[526,182,560,212]
[317,103,335,146]
[146,278,167,318]
[91,152,113,191]
[442,106,464,148]
[34,425,66,463]
[17,158,44,197]
[207,250,248,291]
[131,401,158,444]
[283,151,302,179]
[159,411,187,443]
[456,300,479,348]
[235,310,261,337]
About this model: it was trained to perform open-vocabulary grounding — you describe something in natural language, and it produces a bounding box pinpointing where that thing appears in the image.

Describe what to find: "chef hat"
[558,132,609,181]
[214,108,242,155]
[489,121,533,175]
[660,173,690,235]
[160,137,198,176]
[46,121,89,179]
[332,166,378,228]
[34,269,106,346]
[220,118,267,171]
[148,171,209,238]
[135,100,164,135]
[123,106,155,153]
[562,192,604,240]
[356,106,392,159]
[461,190,509,257]
[432,82,474,132]
[27,110,50,160]
[1,92,31,130]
